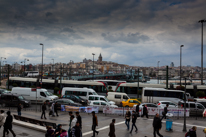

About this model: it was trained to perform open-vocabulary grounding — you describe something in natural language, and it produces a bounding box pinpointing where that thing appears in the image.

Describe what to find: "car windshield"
[18,96,25,100]
[2,90,9,94]
[93,92,98,95]
[74,95,80,99]
[69,100,74,103]
[104,97,109,102]
[45,91,53,96]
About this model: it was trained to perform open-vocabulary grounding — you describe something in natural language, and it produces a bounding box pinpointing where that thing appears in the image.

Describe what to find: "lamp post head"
[92,53,95,56]
[180,45,184,47]
[40,43,43,45]
[198,20,206,23]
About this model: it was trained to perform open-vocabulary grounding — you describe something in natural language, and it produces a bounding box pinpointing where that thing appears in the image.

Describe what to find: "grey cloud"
[46,12,53,17]
[101,32,150,43]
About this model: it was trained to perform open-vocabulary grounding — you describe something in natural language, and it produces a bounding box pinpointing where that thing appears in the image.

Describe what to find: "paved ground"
[0,108,206,137]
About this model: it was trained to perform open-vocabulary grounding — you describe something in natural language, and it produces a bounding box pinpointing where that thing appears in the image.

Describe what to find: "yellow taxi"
[122,99,141,107]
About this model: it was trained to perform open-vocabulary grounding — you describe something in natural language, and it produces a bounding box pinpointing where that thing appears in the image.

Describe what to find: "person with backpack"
[161,104,169,120]
[71,121,82,137]
[153,113,163,137]
[130,111,138,134]
[125,108,131,130]
[185,126,197,137]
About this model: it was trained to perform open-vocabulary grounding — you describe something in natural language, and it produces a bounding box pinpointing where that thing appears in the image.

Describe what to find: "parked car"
[0,93,31,107]
[50,99,82,110]
[122,99,141,107]
[179,101,205,116]
[194,98,206,108]
[0,89,10,96]
[89,100,118,111]
[88,95,115,105]
[107,92,130,106]
[62,95,88,106]
[157,101,178,108]
[134,103,160,109]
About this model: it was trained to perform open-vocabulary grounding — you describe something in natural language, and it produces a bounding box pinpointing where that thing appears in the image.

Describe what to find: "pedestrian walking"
[108,119,115,137]
[69,115,77,136]
[75,112,82,129]
[130,111,138,134]
[0,110,6,129]
[68,111,73,137]
[54,102,59,117]
[91,111,99,137]
[185,126,197,137]
[17,103,22,116]
[51,102,55,117]
[71,121,82,137]
[136,104,139,117]
[41,102,47,119]
[3,111,16,137]
[161,104,168,120]
[125,108,131,130]
[153,113,163,137]
[141,104,148,118]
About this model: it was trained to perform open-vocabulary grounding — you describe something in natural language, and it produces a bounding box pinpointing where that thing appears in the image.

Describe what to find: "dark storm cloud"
[101,32,150,43]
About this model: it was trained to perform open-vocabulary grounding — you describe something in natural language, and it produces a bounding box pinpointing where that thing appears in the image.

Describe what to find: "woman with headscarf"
[3,111,16,137]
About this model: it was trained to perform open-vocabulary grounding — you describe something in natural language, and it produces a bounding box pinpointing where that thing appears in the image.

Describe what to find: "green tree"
[176,85,185,91]
[196,91,205,98]
[54,87,60,94]
[108,86,113,92]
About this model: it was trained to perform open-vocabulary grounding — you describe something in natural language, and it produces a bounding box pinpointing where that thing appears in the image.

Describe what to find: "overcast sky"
[0,0,206,67]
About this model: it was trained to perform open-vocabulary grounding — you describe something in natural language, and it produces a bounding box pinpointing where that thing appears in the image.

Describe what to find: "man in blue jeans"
[125,108,131,130]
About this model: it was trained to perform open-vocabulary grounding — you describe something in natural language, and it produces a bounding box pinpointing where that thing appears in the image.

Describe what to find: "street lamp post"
[180,45,184,86]
[92,53,95,80]
[40,43,44,87]
[183,77,187,132]
[198,20,206,85]
[0,57,6,86]
[52,59,54,71]
[157,61,160,84]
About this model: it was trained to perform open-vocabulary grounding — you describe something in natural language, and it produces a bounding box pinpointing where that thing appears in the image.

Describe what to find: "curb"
[13,119,46,133]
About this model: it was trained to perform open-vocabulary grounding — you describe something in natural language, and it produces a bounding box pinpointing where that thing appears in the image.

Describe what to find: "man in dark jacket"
[54,102,59,116]
[161,104,169,120]
[17,103,22,116]
[108,119,115,137]
[136,104,139,117]
[153,113,163,137]
[41,102,47,119]
[76,112,82,129]
[72,121,82,137]
[91,111,99,137]
[130,111,137,134]
[141,104,148,118]
[3,111,16,137]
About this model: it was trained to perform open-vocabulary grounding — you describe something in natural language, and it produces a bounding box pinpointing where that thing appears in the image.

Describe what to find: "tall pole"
[157,61,160,84]
[183,77,187,131]
[7,65,10,90]
[180,45,184,86]
[92,53,95,80]
[52,59,54,71]
[137,68,139,99]
[40,43,44,87]
[198,20,206,85]
[0,57,6,86]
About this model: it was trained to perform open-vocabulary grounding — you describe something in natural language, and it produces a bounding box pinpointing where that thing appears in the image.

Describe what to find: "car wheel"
[125,105,129,108]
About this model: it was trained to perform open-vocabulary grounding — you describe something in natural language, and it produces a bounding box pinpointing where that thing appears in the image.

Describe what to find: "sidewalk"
[2,109,206,137]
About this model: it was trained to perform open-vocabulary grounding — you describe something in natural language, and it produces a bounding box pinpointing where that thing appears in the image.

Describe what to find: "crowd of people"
[0,102,198,137]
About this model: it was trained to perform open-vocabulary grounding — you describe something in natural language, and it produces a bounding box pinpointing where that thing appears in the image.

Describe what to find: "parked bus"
[25,71,39,77]
[141,87,186,104]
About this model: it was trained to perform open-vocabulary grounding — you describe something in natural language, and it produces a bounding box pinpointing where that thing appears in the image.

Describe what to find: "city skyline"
[0,0,206,67]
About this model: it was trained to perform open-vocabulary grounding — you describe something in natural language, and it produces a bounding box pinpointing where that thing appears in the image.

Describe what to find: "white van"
[11,87,58,103]
[107,92,130,105]
[61,87,98,100]
[88,95,115,105]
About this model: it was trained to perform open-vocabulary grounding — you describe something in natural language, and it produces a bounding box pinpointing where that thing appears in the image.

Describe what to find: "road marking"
[83,118,206,136]
[82,121,125,136]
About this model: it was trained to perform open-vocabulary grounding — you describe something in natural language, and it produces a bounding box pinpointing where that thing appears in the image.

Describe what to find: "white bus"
[26,71,39,77]
[142,87,186,104]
